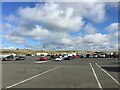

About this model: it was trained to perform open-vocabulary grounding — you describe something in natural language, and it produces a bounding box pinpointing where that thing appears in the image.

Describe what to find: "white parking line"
[34,61,48,64]
[89,63,103,89]
[96,63,120,86]
[5,66,61,88]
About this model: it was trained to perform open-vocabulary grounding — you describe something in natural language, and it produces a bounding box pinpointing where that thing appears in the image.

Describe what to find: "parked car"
[2,55,14,61]
[79,54,85,58]
[92,54,98,58]
[55,56,62,61]
[26,54,32,56]
[86,54,91,58]
[73,55,78,58]
[39,56,48,61]
[15,56,25,60]
[98,54,106,58]
[79,55,83,58]
[50,55,56,59]
[63,56,73,60]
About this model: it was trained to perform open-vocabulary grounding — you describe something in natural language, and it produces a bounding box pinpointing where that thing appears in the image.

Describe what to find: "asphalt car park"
[2,56,120,89]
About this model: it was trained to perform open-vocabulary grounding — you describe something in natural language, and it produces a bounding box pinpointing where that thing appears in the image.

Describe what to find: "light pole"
[42,44,45,53]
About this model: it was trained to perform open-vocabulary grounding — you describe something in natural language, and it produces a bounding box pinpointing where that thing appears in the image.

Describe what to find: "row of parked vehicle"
[2,52,119,61]
[2,55,25,61]
[39,56,78,61]
[39,53,120,61]
[39,54,78,61]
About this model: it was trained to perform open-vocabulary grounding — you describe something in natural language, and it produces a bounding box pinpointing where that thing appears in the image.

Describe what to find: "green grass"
[1,49,118,55]
[1,49,92,54]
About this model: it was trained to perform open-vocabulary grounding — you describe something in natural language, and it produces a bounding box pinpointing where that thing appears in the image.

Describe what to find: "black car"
[2,55,14,61]
[63,56,73,60]
[50,55,56,59]
[86,54,91,58]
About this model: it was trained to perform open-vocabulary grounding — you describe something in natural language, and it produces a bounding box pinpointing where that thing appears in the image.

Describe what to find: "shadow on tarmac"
[102,67,120,72]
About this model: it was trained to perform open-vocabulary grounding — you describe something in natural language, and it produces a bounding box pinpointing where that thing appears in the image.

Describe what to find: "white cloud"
[2,23,13,29]
[106,23,118,32]
[28,25,50,40]
[2,2,118,50]
[0,24,2,29]
[5,14,17,22]
[83,2,106,23]
[84,24,97,34]
[18,25,51,40]
[18,3,84,32]
[57,2,106,23]
[3,46,16,50]
[42,33,116,50]
[54,33,118,50]
[110,31,118,39]
[4,35,25,44]
[82,33,109,45]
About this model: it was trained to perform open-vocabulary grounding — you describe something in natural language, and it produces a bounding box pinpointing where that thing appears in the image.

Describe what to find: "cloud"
[2,2,118,50]
[4,35,25,44]
[105,23,118,47]
[18,3,84,32]
[18,25,51,40]
[2,23,13,29]
[0,24,2,29]
[84,24,97,34]
[110,31,118,39]
[57,2,106,23]
[106,23,118,32]
[3,46,16,50]
[5,14,17,22]
[3,2,85,45]
[42,33,117,50]
[82,33,109,45]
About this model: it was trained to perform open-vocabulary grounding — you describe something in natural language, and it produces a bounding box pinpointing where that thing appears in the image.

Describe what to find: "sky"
[1,1,119,51]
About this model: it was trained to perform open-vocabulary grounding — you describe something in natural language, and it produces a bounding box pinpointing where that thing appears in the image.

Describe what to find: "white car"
[55,56,62,61]
[92,54,98,58]
[99,54,106,58]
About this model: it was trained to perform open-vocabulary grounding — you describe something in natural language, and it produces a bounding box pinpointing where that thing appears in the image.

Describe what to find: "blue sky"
[2,2,119,50]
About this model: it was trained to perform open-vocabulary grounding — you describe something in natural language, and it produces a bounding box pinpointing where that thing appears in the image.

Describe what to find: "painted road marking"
[5,66,61,88]
[90,63,103,89]
[96,63,120,86]
[34,61,48,64]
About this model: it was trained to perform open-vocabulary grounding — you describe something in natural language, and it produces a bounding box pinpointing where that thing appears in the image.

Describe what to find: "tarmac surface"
[2,56,120,89]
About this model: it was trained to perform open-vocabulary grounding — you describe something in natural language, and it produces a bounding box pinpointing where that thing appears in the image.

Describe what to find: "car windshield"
[7,55,14,58]
[15,56,20,57]
[56,56,60,58]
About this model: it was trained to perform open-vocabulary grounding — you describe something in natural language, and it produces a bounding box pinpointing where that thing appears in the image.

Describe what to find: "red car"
[40,56,48,61]
[73,55,78,58]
